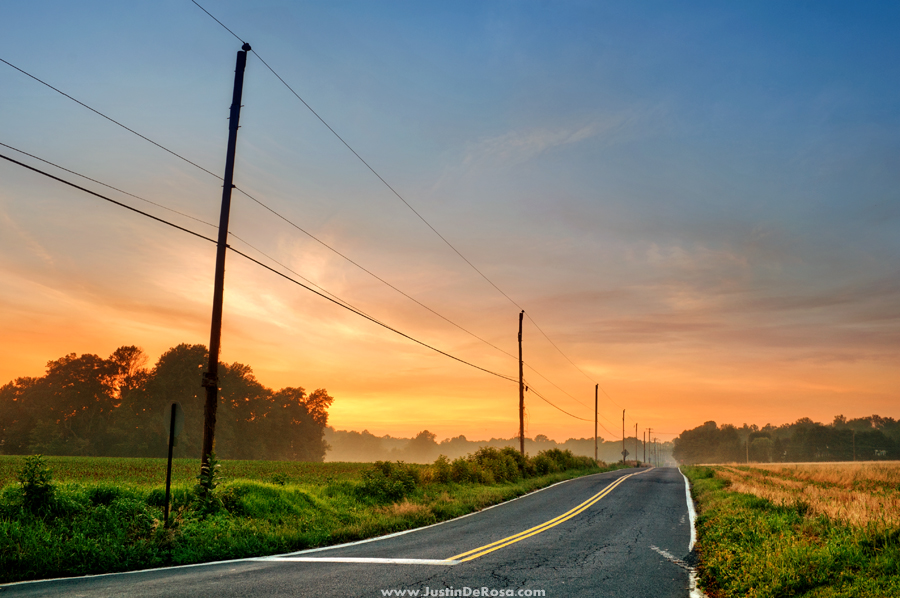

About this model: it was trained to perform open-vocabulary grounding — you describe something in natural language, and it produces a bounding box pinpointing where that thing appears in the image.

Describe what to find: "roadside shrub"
[431,455,452,484]
[18,455,54,512]
[270,472,289,486]
[359,461,419,502]
[501,447,529,478]
[450,457,475,483]
[541,448,577,471]
[532,453,560,475]
[537,448,594,472]
[472,447,521,483]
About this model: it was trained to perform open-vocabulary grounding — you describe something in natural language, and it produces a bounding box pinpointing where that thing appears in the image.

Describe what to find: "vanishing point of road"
[2,467,699,597]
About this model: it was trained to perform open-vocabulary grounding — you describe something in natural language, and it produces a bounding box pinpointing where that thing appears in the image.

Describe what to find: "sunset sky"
[2,1,898,444]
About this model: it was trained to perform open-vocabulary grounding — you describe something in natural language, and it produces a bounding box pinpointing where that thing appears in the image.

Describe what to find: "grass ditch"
[1,448,622,583]
[683,465,900,598]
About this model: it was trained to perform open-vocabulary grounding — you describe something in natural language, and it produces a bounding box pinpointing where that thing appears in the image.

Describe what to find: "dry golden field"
[715,461,900,527]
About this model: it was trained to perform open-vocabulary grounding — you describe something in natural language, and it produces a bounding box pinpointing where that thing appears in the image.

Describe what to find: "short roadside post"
[164,402,185,528]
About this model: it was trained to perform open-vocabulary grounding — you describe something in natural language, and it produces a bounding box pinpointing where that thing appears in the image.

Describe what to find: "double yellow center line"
[447,469,649,563]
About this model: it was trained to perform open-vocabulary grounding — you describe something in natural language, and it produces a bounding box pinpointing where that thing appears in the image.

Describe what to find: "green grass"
[0,455,371,488]
[1,453,620,583]
[683,466,900,598]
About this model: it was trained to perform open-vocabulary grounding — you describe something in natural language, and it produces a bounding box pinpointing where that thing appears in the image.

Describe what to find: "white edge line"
[1,468,635,588]
[253,557,459,566]
[679,467,707,598]
[679,467,697,551]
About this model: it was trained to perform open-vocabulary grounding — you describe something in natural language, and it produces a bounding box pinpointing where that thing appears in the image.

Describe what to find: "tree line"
[325,428,674,464]
[673,415,900,464]
[0,344,332,461]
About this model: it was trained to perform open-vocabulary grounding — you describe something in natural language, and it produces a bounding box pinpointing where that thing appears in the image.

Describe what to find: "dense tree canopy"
[0,344,333,461]
[673,416,900,464]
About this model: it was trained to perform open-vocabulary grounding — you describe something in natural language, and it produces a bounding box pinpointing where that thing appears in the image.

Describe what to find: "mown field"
[684,462,900,598]
[1,449,616,584]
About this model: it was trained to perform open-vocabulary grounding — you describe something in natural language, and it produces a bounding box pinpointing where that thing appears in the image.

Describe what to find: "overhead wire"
[0,141,359,315]
[0,55,521,369]
[525,384,594,425]
[0,57,221,180]
[2,38,608,425]
[0,151,525,386]
[188,0,631,423]
[0,141,218,231]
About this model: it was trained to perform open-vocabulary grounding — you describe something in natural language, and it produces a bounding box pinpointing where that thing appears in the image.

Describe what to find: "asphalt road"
[2,467,696,597]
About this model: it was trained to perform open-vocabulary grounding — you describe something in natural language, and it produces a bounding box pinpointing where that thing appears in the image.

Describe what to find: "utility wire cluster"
[1,5,641,439]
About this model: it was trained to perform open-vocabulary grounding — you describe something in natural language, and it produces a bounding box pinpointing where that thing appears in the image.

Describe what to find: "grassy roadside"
[683,466,900,598]
[1,450,622,584]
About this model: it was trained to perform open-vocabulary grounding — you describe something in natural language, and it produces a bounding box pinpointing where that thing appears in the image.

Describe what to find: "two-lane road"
[3,467,696,597]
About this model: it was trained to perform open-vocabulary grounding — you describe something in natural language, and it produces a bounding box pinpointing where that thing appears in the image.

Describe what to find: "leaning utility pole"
[622,409,626,466]
[518,310,525,456]
[594,384,598,462]
[200,43,252,472]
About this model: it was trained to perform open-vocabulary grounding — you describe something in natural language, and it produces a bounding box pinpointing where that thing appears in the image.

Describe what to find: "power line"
[190,0,245,44]
[525,384,594,424]
[188,1,630,420]
[0,141,218,231]
[0,151,520,385]
[0,152,215,244]
[2,152,606,426]
[0,57,222,180]
[0,141,356,315]
[1,54,522,370]
[234,186,520,362]
[4,39,617,424]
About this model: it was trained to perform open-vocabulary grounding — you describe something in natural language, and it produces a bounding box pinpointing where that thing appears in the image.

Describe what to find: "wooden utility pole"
[201,43,251,472]
[518,310,524,456]
[643,430,646,463]
[622,409,625,466]
[647,427,652,465]
[635,422,638,465]
[594,384,598,462]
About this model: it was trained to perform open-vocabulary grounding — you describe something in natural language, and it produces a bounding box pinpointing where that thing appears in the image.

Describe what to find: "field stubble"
[715,461,900,527]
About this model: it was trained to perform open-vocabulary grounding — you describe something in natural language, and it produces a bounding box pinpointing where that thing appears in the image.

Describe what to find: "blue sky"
[1,1,898,441]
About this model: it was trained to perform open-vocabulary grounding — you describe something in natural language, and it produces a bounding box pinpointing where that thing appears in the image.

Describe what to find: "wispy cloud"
[0,203,55,267]
[461,107,653,168]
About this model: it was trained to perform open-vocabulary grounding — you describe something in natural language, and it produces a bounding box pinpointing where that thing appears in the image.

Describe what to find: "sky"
[1,1,898,444]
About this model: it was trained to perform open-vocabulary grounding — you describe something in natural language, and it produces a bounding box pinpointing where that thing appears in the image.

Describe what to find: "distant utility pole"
[622,409,626,466]
[635,422,638,465]
[647,428,652,465]
[518,310,524,456]
[853,430,856,461]
[201,42,252,472]
[594,384,598,462]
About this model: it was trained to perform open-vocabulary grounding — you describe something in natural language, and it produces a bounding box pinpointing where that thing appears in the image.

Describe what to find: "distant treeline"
[325,428,674,464]
[673,415,900,464]
[0,345,332,461]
